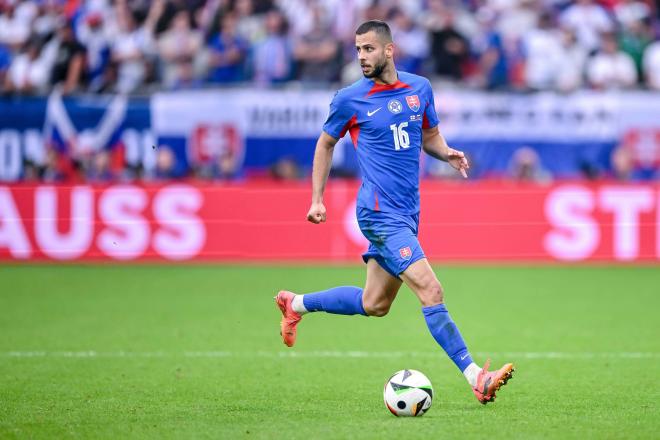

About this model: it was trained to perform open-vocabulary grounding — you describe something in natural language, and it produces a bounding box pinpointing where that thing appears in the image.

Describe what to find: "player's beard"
[362,57,387,79]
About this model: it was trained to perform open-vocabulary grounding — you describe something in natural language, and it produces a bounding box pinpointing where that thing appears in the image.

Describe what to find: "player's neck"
[372,64,398,85]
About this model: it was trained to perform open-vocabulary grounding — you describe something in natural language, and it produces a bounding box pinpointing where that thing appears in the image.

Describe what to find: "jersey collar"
[365,72,411,97]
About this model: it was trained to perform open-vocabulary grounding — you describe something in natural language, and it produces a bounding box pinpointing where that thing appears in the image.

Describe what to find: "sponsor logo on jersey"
[406,95,420,112]
[399,246,412,259]
[410,114,422,122]
[388,99,403,114]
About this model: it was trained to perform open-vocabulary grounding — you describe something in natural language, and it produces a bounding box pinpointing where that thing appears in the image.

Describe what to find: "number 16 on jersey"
[390,122,410,150]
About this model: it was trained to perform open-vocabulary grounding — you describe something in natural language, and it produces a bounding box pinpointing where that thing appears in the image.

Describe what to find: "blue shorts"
[357,207,426,279]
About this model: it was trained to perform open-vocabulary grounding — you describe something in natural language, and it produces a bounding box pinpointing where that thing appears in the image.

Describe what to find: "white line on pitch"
[1,351,658,359]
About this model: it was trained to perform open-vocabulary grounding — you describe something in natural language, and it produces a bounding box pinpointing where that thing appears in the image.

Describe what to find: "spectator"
[270,156,301,180]
[362,0,389,22]
[556,27,588,92]
[253,9,291,85]
[207,12,249,83]
[497,0,539,46]
[619,19,653,84]
[77,12,112,92]
[215,148,241,179]
[4,41,50,94]
[33,1,64,40]
[234,0,266,45]
[425,0,479,41]
[560,0,613,54]
[521,12,563,90]
[614,0,651,31]
[426,9,470,81]
[292,3,341,85]
[610,144,636,180]
[612,130,660,180]
[326,0,363,55]
[42,148,65,183]
[196,148,241,180]
[508,147,552,183]
[157,10,203,89]
[111,0,162,93]
[86,150,115,182]
[472,9,510,89]
[0,2,35,50]
[153,146,179,180]
[0,0,656,96]
[47,22,87,94]
[195,0,229,38]
[389,8,429,75]
[642,40,660,89]
[170,61,204,89]
[277,0,316,38]
[586,32,637,89]
[22,160,41,181]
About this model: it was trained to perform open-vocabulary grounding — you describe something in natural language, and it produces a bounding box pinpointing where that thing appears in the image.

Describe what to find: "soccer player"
[275,20,514,404]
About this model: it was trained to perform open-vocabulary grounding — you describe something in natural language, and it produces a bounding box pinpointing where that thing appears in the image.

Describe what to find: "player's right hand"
[306,202,327,224]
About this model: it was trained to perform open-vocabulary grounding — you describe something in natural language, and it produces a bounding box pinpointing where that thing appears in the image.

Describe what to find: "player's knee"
[363,299,391,317]
[419,281,444,307]
[365,304,390,317]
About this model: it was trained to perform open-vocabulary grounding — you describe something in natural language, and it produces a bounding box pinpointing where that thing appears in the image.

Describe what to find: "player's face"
[355,31,393,79]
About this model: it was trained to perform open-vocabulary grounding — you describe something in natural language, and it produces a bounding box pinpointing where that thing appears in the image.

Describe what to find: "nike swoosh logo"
[367,107,382,117]
[460,354,469,361]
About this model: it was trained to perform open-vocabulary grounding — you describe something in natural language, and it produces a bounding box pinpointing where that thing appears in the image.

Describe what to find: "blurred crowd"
[3,0,659,184]
[1,0,660,95]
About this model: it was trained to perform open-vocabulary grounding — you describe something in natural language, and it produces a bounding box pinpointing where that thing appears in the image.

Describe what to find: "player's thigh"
[363,258,402,312]
[399,258,444,306]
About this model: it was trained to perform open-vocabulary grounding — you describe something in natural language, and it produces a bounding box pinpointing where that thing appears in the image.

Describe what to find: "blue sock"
[422,303,473,372]
[302,286,367,316]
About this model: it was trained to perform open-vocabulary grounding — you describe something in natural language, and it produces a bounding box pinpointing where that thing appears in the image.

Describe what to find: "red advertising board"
[0,181,658,263]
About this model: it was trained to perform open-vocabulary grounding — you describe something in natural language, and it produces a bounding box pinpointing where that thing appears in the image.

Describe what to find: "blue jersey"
[323,71,439,214]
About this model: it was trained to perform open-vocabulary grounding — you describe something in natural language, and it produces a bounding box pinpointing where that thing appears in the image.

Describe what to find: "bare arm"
[422,126,469,178]
[306,131,339,224]
[62,53,84,95]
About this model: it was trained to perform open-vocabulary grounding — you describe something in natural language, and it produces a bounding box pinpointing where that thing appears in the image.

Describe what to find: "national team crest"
[388,99,403,114]
[399,246,412,260]
[406,95,420,112]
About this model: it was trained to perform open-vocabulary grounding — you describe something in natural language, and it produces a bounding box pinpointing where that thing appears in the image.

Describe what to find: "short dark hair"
[355,20,392,43]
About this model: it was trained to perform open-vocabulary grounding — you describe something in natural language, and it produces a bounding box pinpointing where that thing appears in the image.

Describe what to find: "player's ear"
[385,42,394,59]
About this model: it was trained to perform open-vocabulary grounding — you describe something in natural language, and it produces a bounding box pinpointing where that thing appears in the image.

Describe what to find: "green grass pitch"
[1,264,658,439]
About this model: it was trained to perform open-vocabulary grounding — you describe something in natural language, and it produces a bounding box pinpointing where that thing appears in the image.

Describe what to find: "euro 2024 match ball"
[383,369,433,416]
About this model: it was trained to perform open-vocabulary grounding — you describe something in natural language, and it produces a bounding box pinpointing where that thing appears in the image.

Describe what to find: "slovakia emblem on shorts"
[406,95,420,112]
[388,99,403,114]
[399,246,412,260]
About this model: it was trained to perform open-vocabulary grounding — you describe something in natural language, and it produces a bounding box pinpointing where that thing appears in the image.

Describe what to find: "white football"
[383,369,434,417]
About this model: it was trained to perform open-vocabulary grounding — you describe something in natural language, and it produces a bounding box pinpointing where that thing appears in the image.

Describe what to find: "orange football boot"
[472,359,515,404]
[275,291,302,347]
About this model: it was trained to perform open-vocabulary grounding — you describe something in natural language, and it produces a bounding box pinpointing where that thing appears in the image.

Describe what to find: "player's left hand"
[306,202,327,224]
[448,148,469,178]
